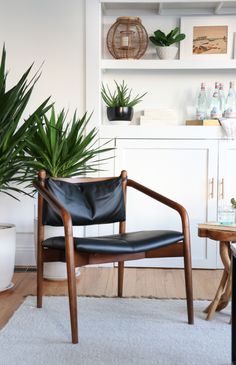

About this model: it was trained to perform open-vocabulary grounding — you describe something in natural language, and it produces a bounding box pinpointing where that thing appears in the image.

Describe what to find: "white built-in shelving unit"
[85,1,236,269]
[86,0,236,132]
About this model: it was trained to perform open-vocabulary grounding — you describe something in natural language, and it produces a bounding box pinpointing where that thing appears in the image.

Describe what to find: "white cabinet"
[115,138,218,268]
[85,136,236,269]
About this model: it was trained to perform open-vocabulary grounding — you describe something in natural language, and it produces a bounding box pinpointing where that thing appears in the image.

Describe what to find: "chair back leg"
[37,223,44,308]
[37,249,43,308]
[118,261,124,297]
[37,171,45,309]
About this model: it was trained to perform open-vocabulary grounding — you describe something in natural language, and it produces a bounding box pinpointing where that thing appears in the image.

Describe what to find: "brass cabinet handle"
[220,178,225,199]
[209,177,214,199]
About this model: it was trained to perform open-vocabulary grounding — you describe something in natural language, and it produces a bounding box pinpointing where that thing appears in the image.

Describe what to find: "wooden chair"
[34,170,194,344]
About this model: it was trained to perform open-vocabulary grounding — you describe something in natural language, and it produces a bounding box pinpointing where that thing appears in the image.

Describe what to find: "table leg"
[232,253,236,363]
[216,242,231,312]
[205,269,229,320]
[216,275,231,311]
[204,241,231,320]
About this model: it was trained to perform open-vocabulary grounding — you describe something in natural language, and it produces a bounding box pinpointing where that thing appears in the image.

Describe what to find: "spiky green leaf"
[101,80,147,108]
[0,46,51,198]
[25,108,114,178]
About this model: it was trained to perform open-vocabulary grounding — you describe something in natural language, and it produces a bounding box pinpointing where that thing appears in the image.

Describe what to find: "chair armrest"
[33,180,73,238]
[127,179,190,232]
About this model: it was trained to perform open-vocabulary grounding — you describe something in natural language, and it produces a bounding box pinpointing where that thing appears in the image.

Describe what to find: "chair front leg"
[65,235,78,344]
[183,235,194,324]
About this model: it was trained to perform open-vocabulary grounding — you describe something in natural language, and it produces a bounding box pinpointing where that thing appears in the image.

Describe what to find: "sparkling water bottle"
[225,81,236,118]
[210,82,222,119]
[196,82,208,120]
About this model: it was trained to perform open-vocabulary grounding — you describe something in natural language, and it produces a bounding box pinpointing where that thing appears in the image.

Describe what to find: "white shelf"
[101,59,236,70]
[99,125,226,139]
[102,0,236,16]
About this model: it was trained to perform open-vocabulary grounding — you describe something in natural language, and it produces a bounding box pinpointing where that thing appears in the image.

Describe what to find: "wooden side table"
[198,224,236,320]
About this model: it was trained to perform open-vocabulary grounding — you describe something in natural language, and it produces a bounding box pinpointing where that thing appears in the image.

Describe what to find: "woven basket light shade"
[106,16,148,59]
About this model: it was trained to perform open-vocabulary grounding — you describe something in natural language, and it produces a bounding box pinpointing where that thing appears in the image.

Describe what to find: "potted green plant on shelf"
[101,80,147,123]
[231,198,236,209]
[149,27,185,60]
[230,198,236,223]
[0,46,50,292]
[24,106,113,280]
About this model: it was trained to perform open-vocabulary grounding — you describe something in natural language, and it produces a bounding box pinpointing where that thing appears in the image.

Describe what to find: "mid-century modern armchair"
[34,170,193,344]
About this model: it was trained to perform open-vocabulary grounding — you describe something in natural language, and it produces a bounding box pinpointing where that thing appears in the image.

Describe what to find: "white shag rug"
[0,297,231,365]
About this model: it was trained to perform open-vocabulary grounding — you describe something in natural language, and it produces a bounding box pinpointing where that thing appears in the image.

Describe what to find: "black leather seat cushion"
[43,230,184,254]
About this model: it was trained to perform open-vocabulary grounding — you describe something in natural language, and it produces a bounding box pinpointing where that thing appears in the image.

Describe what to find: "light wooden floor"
[0,267,223,330]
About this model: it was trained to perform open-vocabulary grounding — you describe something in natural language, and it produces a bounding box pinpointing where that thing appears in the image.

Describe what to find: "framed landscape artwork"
[180,16,236,60]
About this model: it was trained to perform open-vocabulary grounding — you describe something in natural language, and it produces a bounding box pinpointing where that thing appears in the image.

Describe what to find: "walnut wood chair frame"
[34,170,193,344]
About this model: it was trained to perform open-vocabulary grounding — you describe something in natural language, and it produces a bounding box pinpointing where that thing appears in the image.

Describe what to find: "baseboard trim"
[14,266,36,272]
[15,232,36,266]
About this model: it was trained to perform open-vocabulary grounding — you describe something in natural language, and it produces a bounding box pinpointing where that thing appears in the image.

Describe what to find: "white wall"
[1,0,236,266]
[0,0,85,265]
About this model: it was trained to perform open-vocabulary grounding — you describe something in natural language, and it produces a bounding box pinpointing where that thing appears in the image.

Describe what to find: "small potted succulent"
[149,27,185,60]
[101,80,147,122]
[231,198,236,209]
[231,198,236,223]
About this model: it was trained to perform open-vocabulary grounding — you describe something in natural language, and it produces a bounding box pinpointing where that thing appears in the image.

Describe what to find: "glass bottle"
[196,82,208,120]
[225,81,236,118]
[218,199,235,225]
[210,82,222,119]
[219,83,226,117]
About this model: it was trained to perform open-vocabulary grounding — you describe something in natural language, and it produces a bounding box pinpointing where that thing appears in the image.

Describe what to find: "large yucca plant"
[24,107,113,178]
[0,46,50,199]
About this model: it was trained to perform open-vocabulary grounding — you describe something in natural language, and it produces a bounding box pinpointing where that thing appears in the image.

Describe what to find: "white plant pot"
[156,45,178,60]
[0,224,16,292]
[34,219,80,281]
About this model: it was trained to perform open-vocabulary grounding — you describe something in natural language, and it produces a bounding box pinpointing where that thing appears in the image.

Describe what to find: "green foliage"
[231,198,236,209]
[0,45,51,199]
[24,107,113,178]
[101,80,147,108]
[149,27,185,47]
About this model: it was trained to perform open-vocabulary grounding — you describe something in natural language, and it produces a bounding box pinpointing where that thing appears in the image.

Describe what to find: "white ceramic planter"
[0,224,16,292]
[34,220,80,281]
[156,45,178,60]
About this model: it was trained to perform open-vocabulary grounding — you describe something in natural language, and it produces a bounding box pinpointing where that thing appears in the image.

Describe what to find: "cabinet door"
[219,140,236,204]
[218,140,236,267]
[115,139,218,268]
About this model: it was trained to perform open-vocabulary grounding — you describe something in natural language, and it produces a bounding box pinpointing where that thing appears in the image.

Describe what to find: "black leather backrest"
[42,176,126,226]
